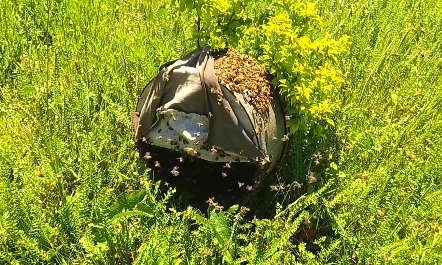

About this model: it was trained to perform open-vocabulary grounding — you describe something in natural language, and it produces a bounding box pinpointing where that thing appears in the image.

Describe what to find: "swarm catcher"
[131,46,287,207]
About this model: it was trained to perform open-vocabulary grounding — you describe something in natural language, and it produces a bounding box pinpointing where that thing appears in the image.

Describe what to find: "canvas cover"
[131,46,287,173]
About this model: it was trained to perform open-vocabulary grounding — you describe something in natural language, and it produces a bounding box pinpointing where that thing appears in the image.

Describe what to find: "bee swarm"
[213,48,272,113]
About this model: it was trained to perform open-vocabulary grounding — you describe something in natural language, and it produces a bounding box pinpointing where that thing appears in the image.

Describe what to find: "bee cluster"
[213,48,272,113]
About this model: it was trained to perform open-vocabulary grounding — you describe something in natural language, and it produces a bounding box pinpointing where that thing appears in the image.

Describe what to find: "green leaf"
[184,0,193,8]
[326,118,335,126]
[107,190,147,219]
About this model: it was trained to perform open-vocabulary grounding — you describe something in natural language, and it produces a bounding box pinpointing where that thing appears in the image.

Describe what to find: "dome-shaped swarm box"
[131,46,288,208]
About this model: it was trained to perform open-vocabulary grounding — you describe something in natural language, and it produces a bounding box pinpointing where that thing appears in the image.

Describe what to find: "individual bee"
[177,157,184,163]
[293,181,302,189]
[261,156,271,166]
[313,152,323,160]
[237,182,244,188]
[157,135,163,139]
[155,161,161,167]
[305,214,311,224]
[197,123,204,127]
[285,115,291,121]
[356,173,367,180]
[142,137,147,143]
[195,132,200,137]
[314,159,320,166]
[271,136,277,140]
[210,147,218,155]
[172,115,177,121]
[281,135,289,141]
[222,172,227,177]
[170,166,179,176]
[223,162,231,169]
[224,106,230,112]
[144,152,152,160]
[166,138,172,143]
[239,150,244,156]
[165,75,170,82]
[194,141,200,145]
[209,112,213,117]
[164,181,169,187]
[185,147,197,156]
[152,96,159,100]
[270,185,282,191]
[207,197,219,208]
[307,173,317,183]
[246,185,253,191]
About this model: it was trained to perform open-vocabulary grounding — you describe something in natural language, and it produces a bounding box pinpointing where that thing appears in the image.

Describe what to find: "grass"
[1,0,442,264]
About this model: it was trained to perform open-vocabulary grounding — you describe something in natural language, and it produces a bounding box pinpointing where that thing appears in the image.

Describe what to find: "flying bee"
[293,181,302,189]
[144,152,152,160]
[166,138,172,143]
[194,141,200,145]
[165,75,170,82]
[185,147,197,156]
[414,90,422,96]
[207,197,219,208]
[152,96,159,100]
[171,166,179,176]
[239,150,244,156]
[246,185,253,191]
[197,123,204,127]
[209,112,213,117]
[285,115,292,121]
[155,161,161,167]
[172,115,177,121]
[223,162,231,169]
[157,135,163,139]
[164,181,169,187]
[356,173,367,180]
[142,137,147,143]
[281,135,289,141]
[261,156,271,166]
[270,185,283,191]
[177,157,184,163]
[222,172,227,177]
[195,132,200,137]
[271,136,277,140]
[307,173,317,183]
[237,182,244,188]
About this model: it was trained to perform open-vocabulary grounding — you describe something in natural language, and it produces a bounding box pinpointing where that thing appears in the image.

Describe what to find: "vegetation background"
[1,0,441,264]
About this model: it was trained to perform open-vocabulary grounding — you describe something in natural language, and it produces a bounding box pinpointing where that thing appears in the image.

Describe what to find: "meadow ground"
[1,0,442,264]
